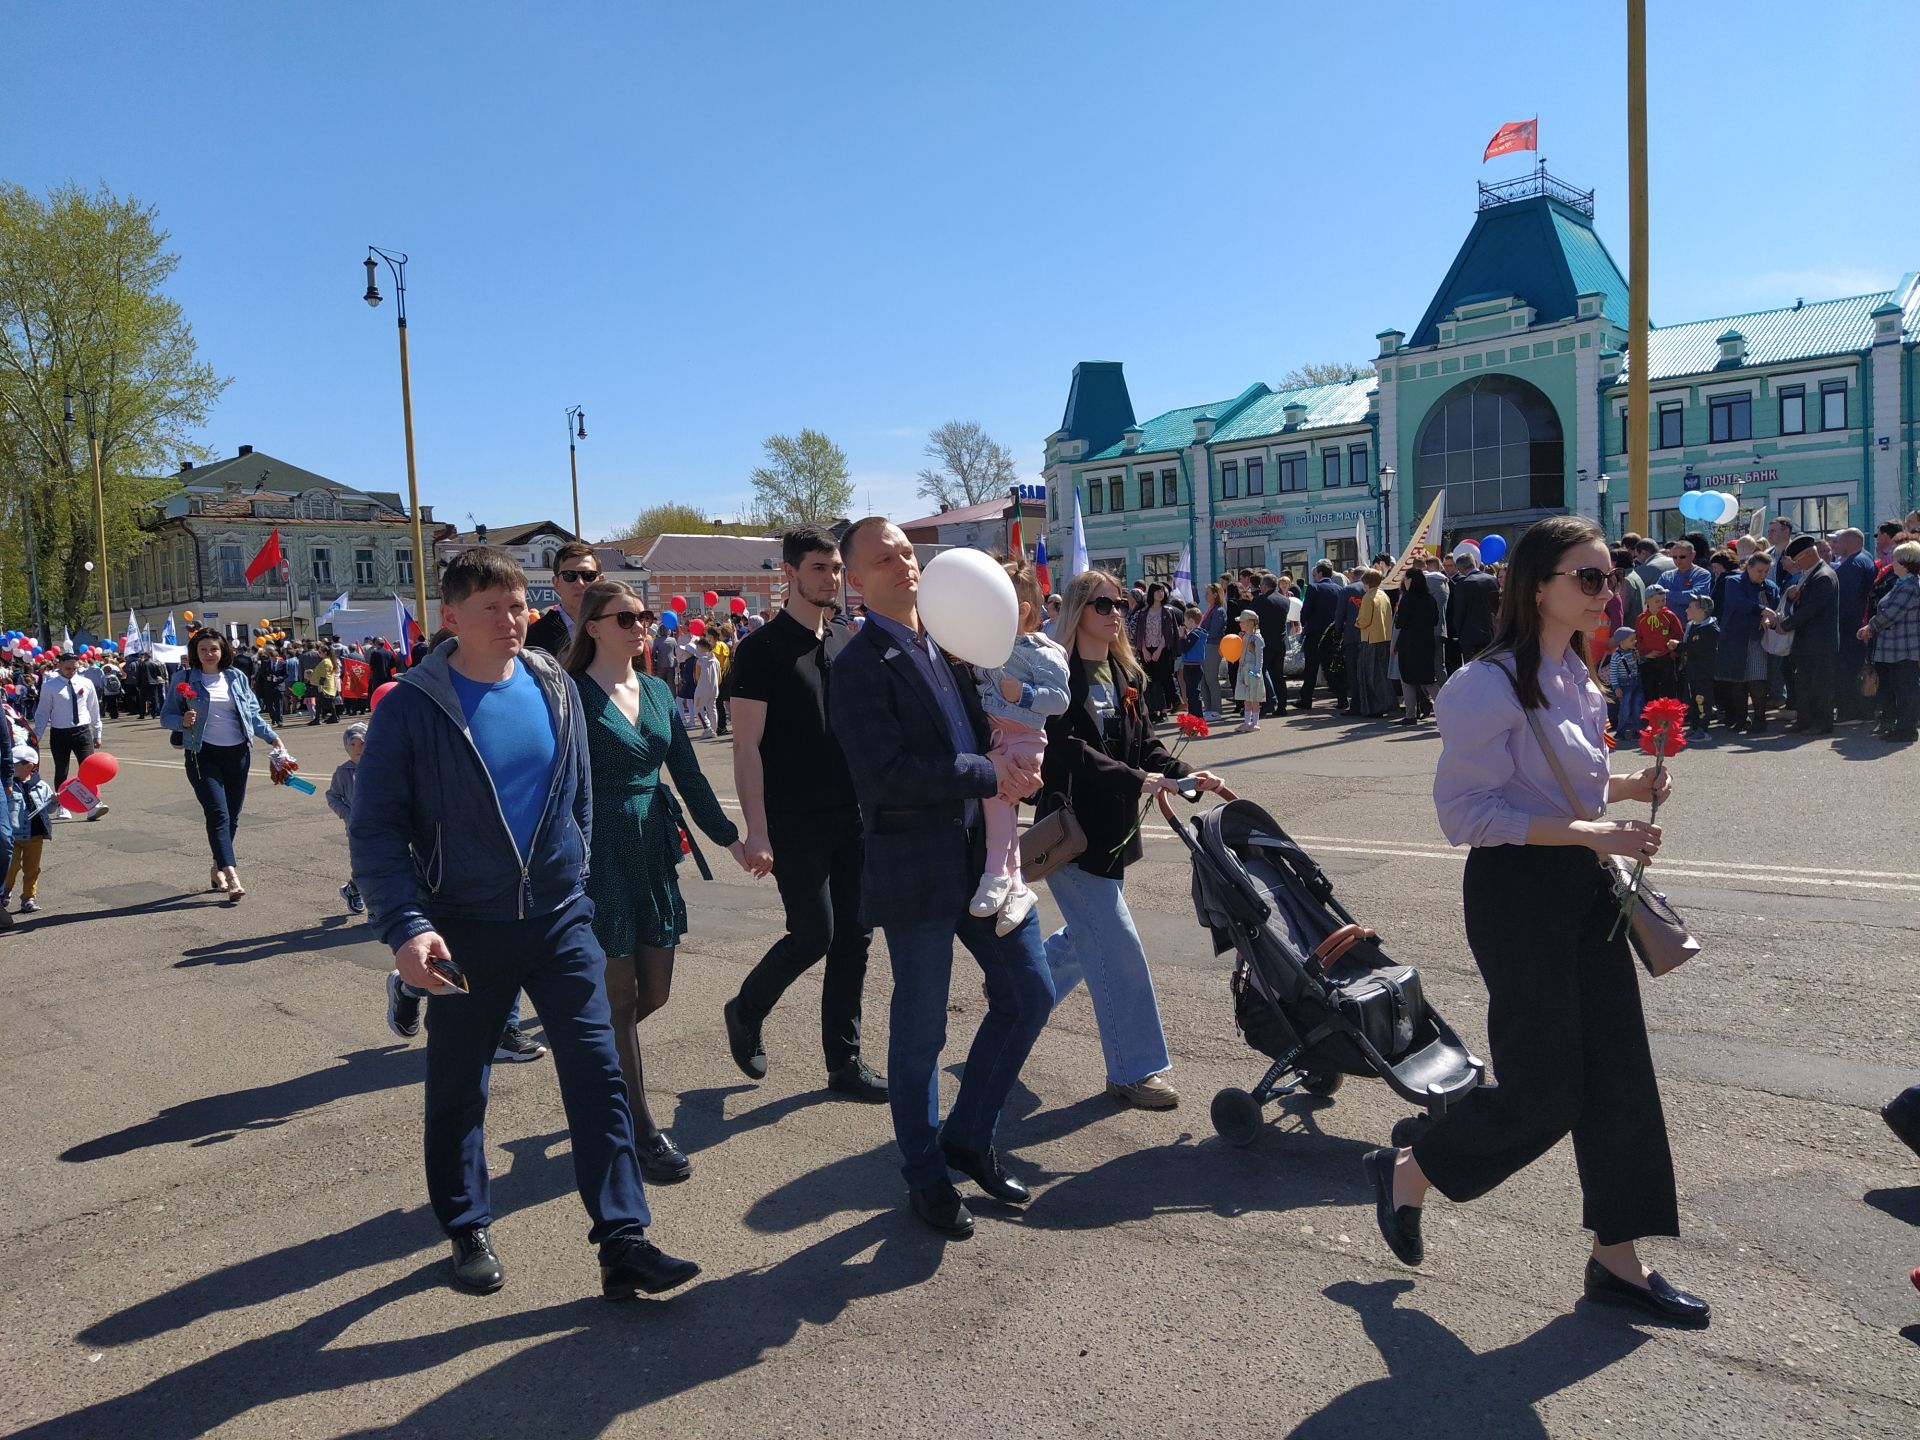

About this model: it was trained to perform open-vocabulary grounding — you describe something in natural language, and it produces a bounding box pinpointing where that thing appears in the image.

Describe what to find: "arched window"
[1413,375,1565,519]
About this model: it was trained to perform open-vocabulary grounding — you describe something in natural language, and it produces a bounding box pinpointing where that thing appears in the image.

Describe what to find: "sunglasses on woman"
[1551,567,1618,596]
[596,609,644,629]
[1090,595,1129,616]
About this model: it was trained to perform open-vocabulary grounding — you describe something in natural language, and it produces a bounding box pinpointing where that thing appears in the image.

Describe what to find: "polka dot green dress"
[578,672,738,956]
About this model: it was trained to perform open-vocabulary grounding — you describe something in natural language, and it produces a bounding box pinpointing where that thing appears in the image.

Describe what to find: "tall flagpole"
[1626,0,1651,536]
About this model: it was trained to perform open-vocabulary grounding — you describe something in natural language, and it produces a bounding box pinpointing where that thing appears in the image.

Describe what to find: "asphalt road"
[2,703,1916,1438]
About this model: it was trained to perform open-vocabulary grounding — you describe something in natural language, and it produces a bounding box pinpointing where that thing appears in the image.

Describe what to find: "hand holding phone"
[396,929,466,995]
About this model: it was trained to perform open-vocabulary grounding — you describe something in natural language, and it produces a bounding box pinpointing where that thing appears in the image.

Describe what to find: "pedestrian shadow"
[60,1045,424,1162]
[1863,1185,1920,1226]
[668,1083,835,1159]
[16,892,219,931]
[1285,1279,1646,1437]
[175,915,373,968]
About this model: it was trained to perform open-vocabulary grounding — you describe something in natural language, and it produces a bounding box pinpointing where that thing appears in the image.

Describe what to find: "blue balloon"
[1679,490,1706,521]
[660,611,677,631]
[1479,533,1508,564]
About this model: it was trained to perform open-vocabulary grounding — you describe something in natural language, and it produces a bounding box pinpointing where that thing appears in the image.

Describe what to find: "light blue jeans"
[1042,861,1171,1086]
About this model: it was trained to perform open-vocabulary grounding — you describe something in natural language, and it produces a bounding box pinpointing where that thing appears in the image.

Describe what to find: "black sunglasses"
[596,609,644,630]
[1551,567,1618,596]
[556,568,600,584]
[1090,595,1129,615]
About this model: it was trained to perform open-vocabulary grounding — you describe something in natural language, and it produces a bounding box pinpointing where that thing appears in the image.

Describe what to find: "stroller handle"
[1155,782,1238,849]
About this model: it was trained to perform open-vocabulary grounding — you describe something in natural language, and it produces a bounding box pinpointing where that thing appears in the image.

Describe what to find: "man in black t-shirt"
[722,525,885,1102]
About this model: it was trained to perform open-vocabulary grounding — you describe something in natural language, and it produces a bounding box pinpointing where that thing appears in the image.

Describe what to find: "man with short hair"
[1447,546,1501,661]
[1631,537,1673,592]
[1657,542,1711,604]
[527,540,602,658]
[1832,527,1877,720]
[351,546,697,1300]
[723,525,884,1102]
[32,653,105,803]
[1775,534,1839,734]
[828,518,1054,1239]
[1293,562,1342,711]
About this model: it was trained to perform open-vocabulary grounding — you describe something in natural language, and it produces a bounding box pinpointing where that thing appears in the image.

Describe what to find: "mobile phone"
[1175,777,1201,801]
[425,955,470,994]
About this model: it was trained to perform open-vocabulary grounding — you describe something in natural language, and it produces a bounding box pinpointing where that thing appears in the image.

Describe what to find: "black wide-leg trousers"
[1411,844,1679,1246]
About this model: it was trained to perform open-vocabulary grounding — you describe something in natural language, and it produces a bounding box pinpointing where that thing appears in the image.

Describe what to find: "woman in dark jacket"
[1392,557,1442,726]
[1036,570,1225,1110]
[1126,582,1183,723]
[1715,553,1778,733]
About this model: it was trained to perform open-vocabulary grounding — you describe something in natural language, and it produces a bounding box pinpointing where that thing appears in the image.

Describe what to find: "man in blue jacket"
[828,518,1054,1239]
[1293,562,1342,711]
[349,546,697,1301]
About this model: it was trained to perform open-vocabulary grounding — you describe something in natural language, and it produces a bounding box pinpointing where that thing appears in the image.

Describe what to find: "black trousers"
[1639,655,1679,702]
[1412,845,1678,1246]
[49,725,96,790]
[1292,627,1329,707]
[1836,636,1871,720]
[1792,647,1836,731]
[735,805,872,1071]
[1143,651,1177,720]
[1715,678,1770,731]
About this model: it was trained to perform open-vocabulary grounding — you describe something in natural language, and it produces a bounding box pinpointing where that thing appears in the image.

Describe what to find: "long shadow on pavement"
[60,1044,425,1161]
[1286,1279,1645,1437]
[14,892,218,931]
[175,914,374,967]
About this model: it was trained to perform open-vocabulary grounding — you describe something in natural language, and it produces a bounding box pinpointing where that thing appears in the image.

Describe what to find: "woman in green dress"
[565,579,746,1184]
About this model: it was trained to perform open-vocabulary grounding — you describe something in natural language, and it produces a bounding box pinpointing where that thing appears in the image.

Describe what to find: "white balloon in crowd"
[917,548,1019,669]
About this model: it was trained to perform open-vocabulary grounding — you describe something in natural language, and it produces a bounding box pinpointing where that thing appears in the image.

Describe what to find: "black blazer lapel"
[867,624,949,735]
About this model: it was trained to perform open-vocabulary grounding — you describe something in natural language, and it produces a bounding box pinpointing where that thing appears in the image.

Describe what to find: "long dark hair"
[562,578,645,677]
[1481,514,1604,710]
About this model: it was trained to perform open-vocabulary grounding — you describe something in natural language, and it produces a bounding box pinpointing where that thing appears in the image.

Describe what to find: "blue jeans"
[0,779,13,891]
[881,907,1054,1189]
[185,741,250,869]
[1042,862,1171,1086]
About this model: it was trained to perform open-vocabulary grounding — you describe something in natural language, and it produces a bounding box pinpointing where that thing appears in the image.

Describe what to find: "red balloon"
[79,751,119,788]
[689,618,706,638]
[371,681,399,711]
[729,596,747,615]
[669,595,687,613]
[703,590,719,608]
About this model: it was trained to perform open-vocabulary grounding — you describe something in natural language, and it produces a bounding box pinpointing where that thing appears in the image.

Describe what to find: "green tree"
[0,182,226,637]
[748,429,852,525]
[1278,361,1376,388]
[915,419,1017,509]
[613,501,713,542]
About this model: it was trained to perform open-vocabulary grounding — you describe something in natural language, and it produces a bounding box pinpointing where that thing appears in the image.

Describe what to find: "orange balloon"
[182,611,194,623]
[1219,633,1244,662]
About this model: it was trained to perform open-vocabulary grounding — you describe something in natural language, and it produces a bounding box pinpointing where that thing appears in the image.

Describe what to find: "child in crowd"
[968,554,1070,935]
[1178,605,1207,718]
[692,637,721,736]
[3,744,54,913]
[1681,596,1719,735]
[1232,610,1266,732]
[327,722,367,914]
[1633,586,1684,701]
[1604,626,1643,738]
[676,641,699,725]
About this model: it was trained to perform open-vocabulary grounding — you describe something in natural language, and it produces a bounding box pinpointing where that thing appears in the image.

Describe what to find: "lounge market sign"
[1213,507,1370,532]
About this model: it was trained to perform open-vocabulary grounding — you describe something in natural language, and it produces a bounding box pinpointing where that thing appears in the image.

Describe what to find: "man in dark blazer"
[1294,562,1342,711]
[1336,567,1367,711]
[1776,533,1839,734]
[1248,575,1288,716]
[525,540,603,658]
[1831,527,1878,721]
[827,518,1054,1240]
[1446,548,1502,662]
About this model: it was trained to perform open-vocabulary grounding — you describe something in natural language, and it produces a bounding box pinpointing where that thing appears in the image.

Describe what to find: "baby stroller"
[1159,791,1484,1150]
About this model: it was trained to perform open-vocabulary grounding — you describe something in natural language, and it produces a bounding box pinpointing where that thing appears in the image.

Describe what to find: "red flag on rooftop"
[244,528,283,586]
[1482,117,1538,162]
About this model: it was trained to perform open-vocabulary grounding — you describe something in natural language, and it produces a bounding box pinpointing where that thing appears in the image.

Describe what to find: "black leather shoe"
[600,1233,701,1300]
[1583,1258,1711,1327]
[909,1181,974,1237]
[637,1131,692,1184]
[826,1057,889,1103]
[723,997,768,1080]
[450,1225,504,1293]
[1362,1147,1423,1265]
[1882,1086,1920,1159]
[941,1141,1030,1204]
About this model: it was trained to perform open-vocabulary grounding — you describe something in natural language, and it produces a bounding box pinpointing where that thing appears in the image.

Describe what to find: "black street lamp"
[361,246,431,627]
[565,405,587,536]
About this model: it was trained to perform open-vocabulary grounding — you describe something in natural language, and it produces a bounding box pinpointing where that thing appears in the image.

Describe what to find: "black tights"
[604,945,675,1138]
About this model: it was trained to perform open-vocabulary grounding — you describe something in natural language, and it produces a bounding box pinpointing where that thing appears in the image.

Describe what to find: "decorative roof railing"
[1476,164,1594,218]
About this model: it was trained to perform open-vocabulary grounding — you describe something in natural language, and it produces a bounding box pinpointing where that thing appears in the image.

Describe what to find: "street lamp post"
[1373,466,1396,557]
[362,247,431,629]
[62,385,112,641]
[1596,471,1611,537]
[565,405,587,536]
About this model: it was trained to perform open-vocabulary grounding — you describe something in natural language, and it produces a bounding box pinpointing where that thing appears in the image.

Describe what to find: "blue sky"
[9,1,1918,539]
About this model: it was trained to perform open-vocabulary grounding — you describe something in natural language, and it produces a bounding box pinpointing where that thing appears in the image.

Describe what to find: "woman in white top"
[1362,515,1710,1328]
[160,629,290,901]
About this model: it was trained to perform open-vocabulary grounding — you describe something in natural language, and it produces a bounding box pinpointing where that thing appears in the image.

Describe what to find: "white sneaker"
[969,873,1013,918]
[995,884,1037,936]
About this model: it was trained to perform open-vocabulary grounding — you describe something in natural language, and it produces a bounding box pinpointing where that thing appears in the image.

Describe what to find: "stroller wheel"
[1389,1113,1433,1150]
[1302,1071,1344,1097]
[1210,1087,1264,1148]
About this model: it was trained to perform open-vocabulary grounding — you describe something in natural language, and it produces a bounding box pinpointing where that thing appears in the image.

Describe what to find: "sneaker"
[84,803,109,821]
[723,996,769,1080]
[386,970,422,1039]
[826,1056,890,1103]
[493,1025,548,1064]
[969,872,1013,918]
[18,898,38,914]
[995,883,1037,936]
[340,882,365,915]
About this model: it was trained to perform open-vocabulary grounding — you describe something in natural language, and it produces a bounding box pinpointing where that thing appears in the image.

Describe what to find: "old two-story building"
[119,446,438,642]
[432,519,637,612]
[899,490,1047,555]
[1047,168,1920,591]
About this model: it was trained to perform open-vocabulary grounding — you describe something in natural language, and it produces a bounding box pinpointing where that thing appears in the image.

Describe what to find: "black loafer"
[908,1181,974,1238]
[1583,1258,1710,1327]
[1362,1147,1423,1266]
[826,1057,889,1103]
[723,997,768,1081]
[600,1233,701,1300]
[1883,1087,1920,1159]
[450,1225,504,1293]
[941,1141,1030,1205]
[637,1131,692,1184]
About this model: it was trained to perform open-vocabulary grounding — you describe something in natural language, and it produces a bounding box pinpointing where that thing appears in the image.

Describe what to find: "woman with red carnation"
[1362,515,1711,1328]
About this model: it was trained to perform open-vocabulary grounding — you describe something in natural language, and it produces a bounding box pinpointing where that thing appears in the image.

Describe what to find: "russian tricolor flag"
[392,592,424,654]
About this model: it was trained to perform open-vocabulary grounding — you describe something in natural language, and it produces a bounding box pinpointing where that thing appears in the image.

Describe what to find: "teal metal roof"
[1085,400,1233,460]
[1412,195,1630,346]
[1209,378,1375,443]
[1627,289,1897,381]
[1059,361,1136,455]
[1552,209,1632,325]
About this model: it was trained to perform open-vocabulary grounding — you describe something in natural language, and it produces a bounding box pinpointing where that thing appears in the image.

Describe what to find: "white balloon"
[1716,492,1740,525]
[917,548,1018,669]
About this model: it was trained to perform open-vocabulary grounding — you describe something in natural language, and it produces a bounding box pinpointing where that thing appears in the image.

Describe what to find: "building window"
[216,544,245,588]
[1142,552,1176,587]
[1221,461,1239,499]
[1161,469,1178,506]
[1657,402,1684,449]
[395,547,414,585]
[1087,480,1104,514]
[1225,544,1264,571]
[1277,456,1306,493]
[1323,452,1341,489]
[1709,394,1752,444]
[1107,477,1125,512]
[1413,373,1566,519]
[311,546,333,587]
[1820,380,1847,430]
[1048,487,1057,522]
[354,547,376,585]
[1774,492,1851,536]
[1245,458,1264,496]
[1138,472,1156,509]
[1326,538,1358,571]
[1778,385,1805,435]
[1348,445,1369,486]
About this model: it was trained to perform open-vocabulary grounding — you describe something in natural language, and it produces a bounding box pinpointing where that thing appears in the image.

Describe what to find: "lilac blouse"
[1431,647,1611,848]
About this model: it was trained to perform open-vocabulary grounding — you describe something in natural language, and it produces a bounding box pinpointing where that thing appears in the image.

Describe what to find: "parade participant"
[526,541,601,657]
[1448,545,1501,661]
[350,546,699,1300]
[4,745,55,913]
[828,517,1054,1239]
[1681,596,1718,734]
[1178,605,1207,718]
[1037,569,1224,1111]
[1295,562,1342,710]
[565,576,746,1184]
[1656,541,1711,605]
[1126,581,1181,723]
[1367,514,1708,1327]
[1392,554,1442,727]
[1832,528,1878,721]
[1860,539,1920,743]
[1632,586,1683,703]
[1351,569,1394,718]
[1774,534,1839,735]
[160,629,291,901]
[1199,584,1227,720]
[1335,567,1366,712]
[32,652,105,799]
[691,637,721,736]
[1231,609,1266,731]
[326,723,367,914]
[1717,553,1780,734]
[1603,627,1643,738]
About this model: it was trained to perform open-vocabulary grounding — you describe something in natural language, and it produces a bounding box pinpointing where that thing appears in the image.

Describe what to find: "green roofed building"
[1045,167,1920,592]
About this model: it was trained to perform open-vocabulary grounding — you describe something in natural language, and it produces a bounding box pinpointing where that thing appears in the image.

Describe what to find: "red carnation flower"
[174,681,196,699]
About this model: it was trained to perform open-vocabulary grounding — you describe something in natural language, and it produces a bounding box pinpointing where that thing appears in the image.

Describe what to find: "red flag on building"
[244,528,284,586]
[1482,118,1538,162]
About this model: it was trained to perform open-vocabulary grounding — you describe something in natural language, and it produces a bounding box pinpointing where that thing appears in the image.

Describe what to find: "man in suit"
[1446,546,1501,662]
[525,541,602,659]
[1248,575,1288,716]
[1336,567,1367,712]
[1831,527,1877,721]
[1775,533,1839,735]
[828,518,1054,1239]
[1293,562,1342,711]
